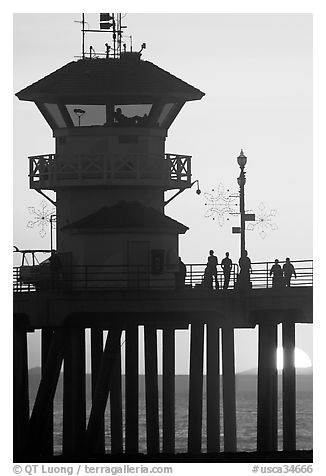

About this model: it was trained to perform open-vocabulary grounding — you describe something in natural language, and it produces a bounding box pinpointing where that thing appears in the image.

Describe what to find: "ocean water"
[49,375,312,455]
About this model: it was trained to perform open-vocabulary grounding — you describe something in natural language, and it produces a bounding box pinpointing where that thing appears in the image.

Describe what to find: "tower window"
[66,104,106,127]
[156,103,176,127]
[43,103,66,128]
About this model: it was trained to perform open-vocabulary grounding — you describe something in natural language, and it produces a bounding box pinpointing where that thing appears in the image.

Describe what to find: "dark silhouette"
[114,107,131,125]
[238,250,252,289]
[221,252,233,289]
[202,267,212,289]
[49,250,62,289]
[176,257,187,289]
[114,108,148,126]
[283,257,297,287]
[204,250,219,289]
[270,259,284,288]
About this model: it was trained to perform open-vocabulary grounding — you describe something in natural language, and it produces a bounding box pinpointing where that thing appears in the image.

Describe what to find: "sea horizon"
[28,369,313,455]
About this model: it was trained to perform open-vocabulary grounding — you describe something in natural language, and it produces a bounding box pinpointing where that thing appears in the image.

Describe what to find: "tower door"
[127,241,150,288]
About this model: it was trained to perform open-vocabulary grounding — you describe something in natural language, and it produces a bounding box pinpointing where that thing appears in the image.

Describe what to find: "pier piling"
[110,343,123,454]
[144,325,160,454]
[86,328,122,454]
[282,320,296,451]
[162,327,175,454]
[13,326,30,457]
[63,327,86,455]
[125,325,139,454]
[222,325,237,452]
[257,321,278,451]
[188,322,204,454]
[206,324,220,453]
[41,329,54,456]
[91,328,105,453]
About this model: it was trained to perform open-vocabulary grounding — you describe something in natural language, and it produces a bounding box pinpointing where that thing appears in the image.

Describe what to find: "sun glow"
[276,347,312,371]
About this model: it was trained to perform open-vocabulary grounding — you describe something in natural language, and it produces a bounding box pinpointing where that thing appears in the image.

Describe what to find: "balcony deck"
[29,152,191,190]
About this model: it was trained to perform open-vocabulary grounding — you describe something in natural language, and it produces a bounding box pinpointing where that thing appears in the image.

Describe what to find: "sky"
[12,13,313,372]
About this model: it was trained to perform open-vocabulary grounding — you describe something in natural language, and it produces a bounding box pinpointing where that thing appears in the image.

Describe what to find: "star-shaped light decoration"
[246,202,278,239]
[27,200,56,238]
[204,182,239,226]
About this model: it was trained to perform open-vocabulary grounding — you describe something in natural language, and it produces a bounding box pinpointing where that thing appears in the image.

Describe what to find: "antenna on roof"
[82,13,85,59]
[76,14,146,60]
[78,13,127,59]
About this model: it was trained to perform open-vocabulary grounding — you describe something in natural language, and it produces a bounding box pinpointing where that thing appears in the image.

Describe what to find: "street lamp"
[73,108,85,126]
[237,149,247,259]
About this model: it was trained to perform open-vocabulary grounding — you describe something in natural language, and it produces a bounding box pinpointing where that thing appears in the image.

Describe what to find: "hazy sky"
[12,13,313,372]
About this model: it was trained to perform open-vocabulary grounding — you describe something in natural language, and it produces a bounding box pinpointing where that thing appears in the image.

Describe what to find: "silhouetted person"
[270,259,284,288]
[201,267,211,288]
[283,257,297,287]
[114,107,130,125]
[49,250,62,289]
[238,250,252,289]
[114,107,147,126]
[205,250,219,289]
[221,252,233,289]
[176,257,186,289]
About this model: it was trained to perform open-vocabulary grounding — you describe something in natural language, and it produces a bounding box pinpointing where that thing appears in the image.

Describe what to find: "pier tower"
[16,38,204,287]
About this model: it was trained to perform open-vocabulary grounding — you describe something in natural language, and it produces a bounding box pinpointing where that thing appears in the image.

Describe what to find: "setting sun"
[276,347,312,371]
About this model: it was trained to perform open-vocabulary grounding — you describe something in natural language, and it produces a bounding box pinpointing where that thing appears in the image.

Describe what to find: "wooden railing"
[28,152,192,189]
[13,260,313,293]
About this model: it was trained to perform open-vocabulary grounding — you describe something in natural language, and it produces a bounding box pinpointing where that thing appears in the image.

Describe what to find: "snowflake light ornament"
[246,202,278,239]
[27,200,56,238]
[204,182,239,227]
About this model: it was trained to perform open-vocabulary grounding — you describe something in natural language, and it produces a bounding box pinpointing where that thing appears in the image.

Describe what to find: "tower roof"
[61,201,189,234]
[16,57,205,103]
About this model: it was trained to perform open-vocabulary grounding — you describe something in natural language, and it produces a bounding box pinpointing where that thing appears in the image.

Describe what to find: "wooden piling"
[222,325,237,452]
[144,325,160,454]
[162,327,175,454]
[188,322,204,454]
[86,328,122,454]
[206,324,220,453]
[125,325,139,454]
[41,328,54,456]
[282,320,296,451]
[13,326,30,458]
[63,327,86,455]
[91,328,105,454]
[27,329,64,455]
[110,340,123,454]
[257,321,278,451]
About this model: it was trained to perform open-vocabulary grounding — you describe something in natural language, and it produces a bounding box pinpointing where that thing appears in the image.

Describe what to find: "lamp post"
[237,149,247,259]
[73,108,85,126]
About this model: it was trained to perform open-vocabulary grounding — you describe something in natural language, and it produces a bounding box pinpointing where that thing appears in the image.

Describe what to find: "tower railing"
[28,153,192,189]
[13,260,313,293]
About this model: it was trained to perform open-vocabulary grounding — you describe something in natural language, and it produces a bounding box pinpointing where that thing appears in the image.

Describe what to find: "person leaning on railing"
[270,259,284,288]
[283,257,297,287]
[221,252,232,290]
[204,250,219,290]
[238,250,252,289]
